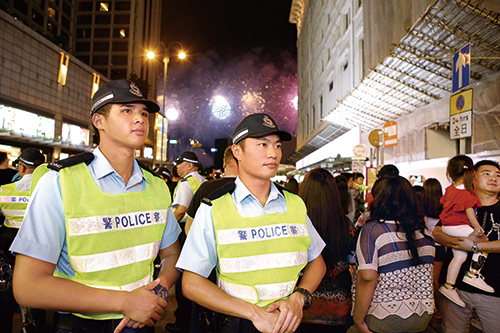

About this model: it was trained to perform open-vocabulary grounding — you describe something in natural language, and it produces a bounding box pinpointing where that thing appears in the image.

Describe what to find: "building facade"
[0,9,108,163]
[74,0,162,93]
[0,0,166,166]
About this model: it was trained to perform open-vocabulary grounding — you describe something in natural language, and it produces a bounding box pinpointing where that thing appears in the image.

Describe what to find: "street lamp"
[146,41,186,166]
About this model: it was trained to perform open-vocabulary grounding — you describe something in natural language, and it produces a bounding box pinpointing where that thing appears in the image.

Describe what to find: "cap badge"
[262,115,276,128]
[129,82,143,97]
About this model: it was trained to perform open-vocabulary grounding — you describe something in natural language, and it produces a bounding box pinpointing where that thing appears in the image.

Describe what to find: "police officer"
[172,151,206,222]
[10,80,181,333]
[176,113,326,333]
[168,152,206,333]
[0,148,45,333]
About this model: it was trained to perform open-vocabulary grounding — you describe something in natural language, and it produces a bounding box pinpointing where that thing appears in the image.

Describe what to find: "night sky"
[159,1,298,167]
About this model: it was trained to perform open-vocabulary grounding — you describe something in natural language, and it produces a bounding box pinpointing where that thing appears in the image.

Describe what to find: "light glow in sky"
[212,95,231,119]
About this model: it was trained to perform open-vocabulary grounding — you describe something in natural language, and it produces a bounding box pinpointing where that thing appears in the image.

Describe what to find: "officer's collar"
[92,148,148,183]
[183,171,199,179]
[233,177,283,204]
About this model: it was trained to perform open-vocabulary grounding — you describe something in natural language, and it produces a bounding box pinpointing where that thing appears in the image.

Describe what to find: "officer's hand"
[114,317,146,333]
[267,293,303,333]
[115,279,167,332]
[251,307,279,333]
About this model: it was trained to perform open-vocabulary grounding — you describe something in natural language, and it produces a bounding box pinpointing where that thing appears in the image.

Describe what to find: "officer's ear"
[232,144,242,162]
[92,113,104,130]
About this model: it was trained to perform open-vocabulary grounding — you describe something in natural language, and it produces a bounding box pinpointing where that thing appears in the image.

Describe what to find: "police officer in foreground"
[176,113,326,333]
[0,148,45,333]
[10,80,181,333]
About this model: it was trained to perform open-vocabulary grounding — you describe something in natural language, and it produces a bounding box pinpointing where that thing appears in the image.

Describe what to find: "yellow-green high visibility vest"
[29,164,51,196]
[172,175,202,200]
[212,190,311,308]
[0,183,29,228]
[55,162,171,320]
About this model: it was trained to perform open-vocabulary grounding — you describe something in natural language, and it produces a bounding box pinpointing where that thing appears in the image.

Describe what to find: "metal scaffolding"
[323,0,500,132]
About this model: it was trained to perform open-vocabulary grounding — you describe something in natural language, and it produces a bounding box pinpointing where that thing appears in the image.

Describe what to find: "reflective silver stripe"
[232,128,248,143]
[4,219,22,228]
[71,241,160,273]
[2,209,26,217]
[219,250,308,273]
[88,274,151,292]
[217,278,296,302]
[67,209,168,236]
[0,196,29,203]
[217,223,309,245]
[218,278,258,302]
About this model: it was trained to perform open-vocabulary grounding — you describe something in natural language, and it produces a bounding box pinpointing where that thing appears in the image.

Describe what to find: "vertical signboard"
[383,121,398,148]
[450,88,473,140]
[452,44,470,93]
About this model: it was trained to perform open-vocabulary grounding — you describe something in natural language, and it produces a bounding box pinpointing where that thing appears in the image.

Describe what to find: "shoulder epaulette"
[202,181,236,206]
[136,159,161,179]
[48,153,95,172]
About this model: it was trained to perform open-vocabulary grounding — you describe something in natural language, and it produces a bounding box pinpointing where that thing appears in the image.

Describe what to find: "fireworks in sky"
[211,96,231,119]
[158,49,297,166]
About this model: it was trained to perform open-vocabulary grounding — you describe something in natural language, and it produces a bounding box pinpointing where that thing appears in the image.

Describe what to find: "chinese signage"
[383,121,398,147]
[450,88,473,140]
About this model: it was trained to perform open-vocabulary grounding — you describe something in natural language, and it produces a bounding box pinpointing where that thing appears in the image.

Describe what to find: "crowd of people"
[0,80,499,333]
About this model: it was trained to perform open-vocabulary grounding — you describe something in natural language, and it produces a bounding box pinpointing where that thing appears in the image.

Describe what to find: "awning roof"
[291,0,500,162]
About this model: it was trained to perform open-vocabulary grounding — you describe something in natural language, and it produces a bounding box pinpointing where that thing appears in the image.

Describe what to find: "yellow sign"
[450,88,472,116]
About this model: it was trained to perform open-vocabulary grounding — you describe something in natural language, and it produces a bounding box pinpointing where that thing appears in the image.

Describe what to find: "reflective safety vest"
[173,175,202,201]
[54,162,171,320]
[29,164,50,196]
[212,190,311,308]
[0,183,29,228]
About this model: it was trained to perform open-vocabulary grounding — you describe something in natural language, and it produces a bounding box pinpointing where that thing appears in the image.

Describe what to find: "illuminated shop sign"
[62,123,89,146]
[0,104,55,139]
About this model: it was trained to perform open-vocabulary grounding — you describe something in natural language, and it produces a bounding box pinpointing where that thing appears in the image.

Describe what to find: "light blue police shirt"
[10,148,181,278]
[176,177,326,277]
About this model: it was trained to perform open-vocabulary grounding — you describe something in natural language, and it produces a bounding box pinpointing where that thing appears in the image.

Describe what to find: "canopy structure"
[290,0,500,163]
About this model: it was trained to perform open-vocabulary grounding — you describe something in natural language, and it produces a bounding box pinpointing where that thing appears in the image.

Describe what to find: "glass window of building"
[113,28,128,38]
[76,28,91,38]
[78,2,92,11]
[114,15,130,24]
[115,2,131,11]
[92,55,109,65]
[95,15,111,25]
[34,0,45,7]
[94,28,110,38]
[14,1,28,15]
[93,41,110,52]
[32,9,44,27]
[47,7,58,20]
[62,1,71,15]
[62,16,70,30]
[76,55,90,64]
[98,2,110,11]
[111,55,127,66]
[47,22,57,35]
[112,42,128,52]
[75,42,90,52]
[77,15,92,24]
